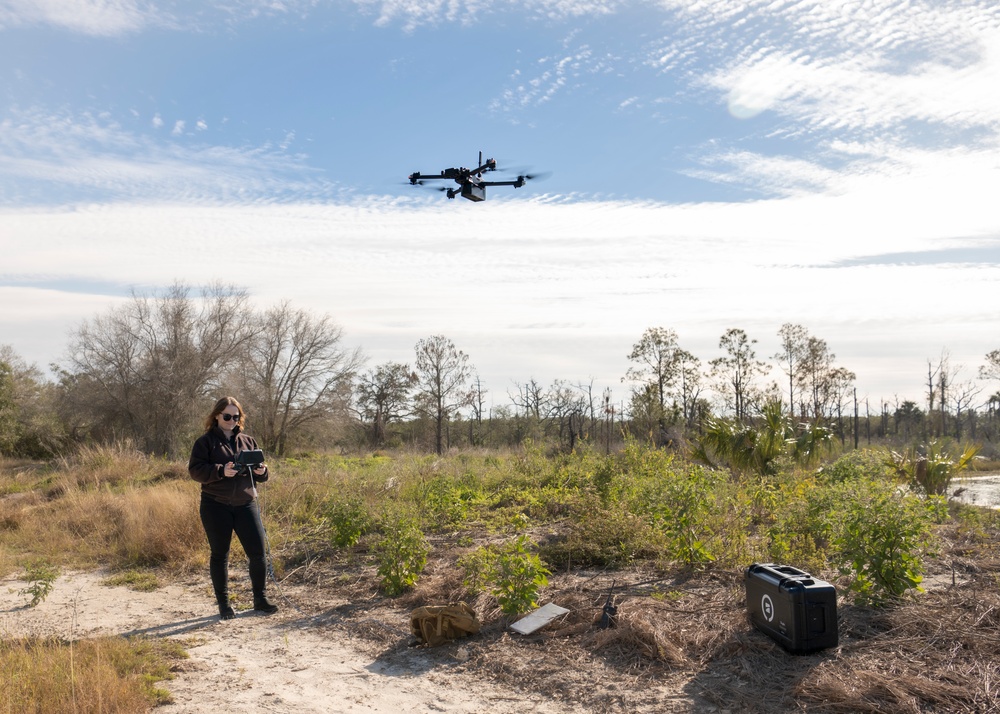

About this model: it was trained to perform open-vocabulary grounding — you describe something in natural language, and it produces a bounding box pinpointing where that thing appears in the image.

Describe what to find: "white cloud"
[3,174,998,400]
[171,120,185,135]
[0,107,338,203]
[671,0,1000,135]
[492,44,622,112]
[352,0,620,30]
[152,113,163,128]
[196,119,208,131]
[0,0,167,36]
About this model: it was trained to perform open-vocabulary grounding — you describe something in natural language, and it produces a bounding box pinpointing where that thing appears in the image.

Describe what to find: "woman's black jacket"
[188,426,269,506]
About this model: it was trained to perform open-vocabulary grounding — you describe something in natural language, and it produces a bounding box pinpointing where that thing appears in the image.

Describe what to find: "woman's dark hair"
[204,396,246,432]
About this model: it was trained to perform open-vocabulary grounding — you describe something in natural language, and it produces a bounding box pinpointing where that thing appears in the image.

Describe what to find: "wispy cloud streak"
[0,108,340,204]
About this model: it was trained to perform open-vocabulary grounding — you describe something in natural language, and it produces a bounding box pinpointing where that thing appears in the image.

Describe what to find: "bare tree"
[545,379,587,448]
[573,378,600,436]
[469,373,488,446]
[414,335,473,455]
[233,302,362,455]
[827,366,857,442]
[509,378,548,420]
[979,349,1000,382]
[354,362,416,448]
[951,378,982,439]
[65,283,251,454]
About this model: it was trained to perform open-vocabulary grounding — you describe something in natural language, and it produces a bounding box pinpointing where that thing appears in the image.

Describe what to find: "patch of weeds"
[650,589,685,602]
[103,569,161,592]
[541,504,656,569]
[419,477,478,532]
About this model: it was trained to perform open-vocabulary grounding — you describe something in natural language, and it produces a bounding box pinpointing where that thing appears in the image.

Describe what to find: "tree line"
[2,284,999,458]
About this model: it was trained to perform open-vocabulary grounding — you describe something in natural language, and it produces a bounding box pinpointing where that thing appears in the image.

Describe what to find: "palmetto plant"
[886,439,981,496]
[695,401,832,477]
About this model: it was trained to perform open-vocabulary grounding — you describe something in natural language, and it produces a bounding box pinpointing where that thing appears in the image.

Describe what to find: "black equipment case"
[744,563,838,654]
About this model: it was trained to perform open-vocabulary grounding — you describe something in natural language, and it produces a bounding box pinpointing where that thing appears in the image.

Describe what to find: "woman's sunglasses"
[220,413,241,422]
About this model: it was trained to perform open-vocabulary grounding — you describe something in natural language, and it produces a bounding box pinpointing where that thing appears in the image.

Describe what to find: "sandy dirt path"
[1,571,574,713]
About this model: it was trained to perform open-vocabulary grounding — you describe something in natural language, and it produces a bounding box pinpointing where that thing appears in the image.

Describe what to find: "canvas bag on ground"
[409,602,481,647]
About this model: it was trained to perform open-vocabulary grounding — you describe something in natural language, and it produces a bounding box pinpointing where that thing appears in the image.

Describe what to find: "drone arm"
[471,158,497,174]
[409,167,470,185]
[480,177,526,188]
[409,172,446,184]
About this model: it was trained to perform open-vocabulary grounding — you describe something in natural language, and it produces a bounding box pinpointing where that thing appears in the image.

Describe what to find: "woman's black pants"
[199,495,268,603]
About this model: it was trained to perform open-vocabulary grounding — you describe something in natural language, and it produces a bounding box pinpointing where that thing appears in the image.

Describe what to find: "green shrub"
[418,477,477,531]
[649,465,723,568]
[835,481,938,605]
[374,518,430,596]
[460,534,550,615]
[324,497,371,549]
[765,478,837,574]
[818,449,895,484]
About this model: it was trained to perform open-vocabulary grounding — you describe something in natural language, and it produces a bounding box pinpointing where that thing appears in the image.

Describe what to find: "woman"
[189,396,278,620]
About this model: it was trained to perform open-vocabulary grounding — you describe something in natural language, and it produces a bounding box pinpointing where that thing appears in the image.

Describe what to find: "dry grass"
[1,479,204,575]
[280,543,1000,714]
[0,636,185,713]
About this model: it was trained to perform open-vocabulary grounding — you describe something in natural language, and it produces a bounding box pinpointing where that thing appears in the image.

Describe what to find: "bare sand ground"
[0,570,583,713]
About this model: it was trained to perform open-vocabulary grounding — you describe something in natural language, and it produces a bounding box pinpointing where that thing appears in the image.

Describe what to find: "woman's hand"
[253,464,267,477]
[223,462,237,478]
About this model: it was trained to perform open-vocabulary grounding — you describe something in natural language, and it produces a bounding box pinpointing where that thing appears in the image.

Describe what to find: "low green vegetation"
[1,440,981,604]
[460,529,550,615]
[2,436,999,710]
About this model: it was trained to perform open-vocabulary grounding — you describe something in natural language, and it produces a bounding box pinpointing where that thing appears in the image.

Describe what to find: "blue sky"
[2,0,1000,412]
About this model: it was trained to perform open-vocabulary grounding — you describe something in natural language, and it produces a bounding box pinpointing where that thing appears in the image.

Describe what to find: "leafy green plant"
[418,477,476,531]
[19,558,59,607]
[374,518,430,596]
[650,466,723,568]
[835,482,937,605]
[460,534,550,615]
[324,497,371,548]
[766,478,839,573]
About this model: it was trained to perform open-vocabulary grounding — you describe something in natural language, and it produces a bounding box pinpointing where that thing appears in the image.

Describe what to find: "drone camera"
[461,183,486,202]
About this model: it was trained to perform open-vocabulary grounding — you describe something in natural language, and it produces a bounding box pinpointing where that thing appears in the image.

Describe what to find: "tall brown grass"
[1,444,204,576]
[0,636,184,712]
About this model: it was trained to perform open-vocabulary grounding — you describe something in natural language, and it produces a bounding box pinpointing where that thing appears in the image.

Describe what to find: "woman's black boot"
[253,592,278,614]
[217,594,236,620]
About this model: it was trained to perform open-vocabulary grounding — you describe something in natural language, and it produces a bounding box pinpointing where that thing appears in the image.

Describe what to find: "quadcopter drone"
[408,152,544,202]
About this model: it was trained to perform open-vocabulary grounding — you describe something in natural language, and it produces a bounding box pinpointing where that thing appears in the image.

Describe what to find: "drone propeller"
[404,177,448,191]
[519,170,552,182]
